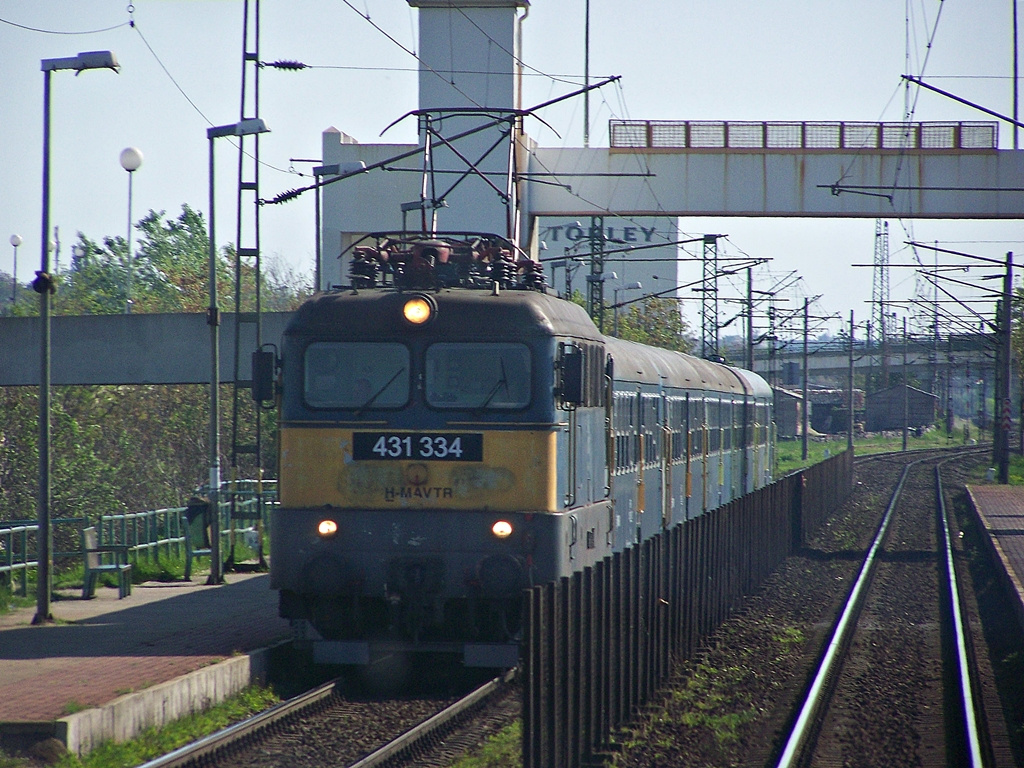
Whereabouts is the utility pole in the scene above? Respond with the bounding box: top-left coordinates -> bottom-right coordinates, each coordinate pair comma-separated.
903,317 -> 909,452
801,298 -> 809,461
998,252 -> 1013,483
746,267 -> 754,371
586,216 -> 606,331
848,310 -> 855,452
583,0 -> 590,148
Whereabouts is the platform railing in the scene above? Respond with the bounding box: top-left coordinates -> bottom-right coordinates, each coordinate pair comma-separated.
609,119 -> 999,151
98,492 -> 275,564
0,481 -> 276,590
0,517 -> 88,595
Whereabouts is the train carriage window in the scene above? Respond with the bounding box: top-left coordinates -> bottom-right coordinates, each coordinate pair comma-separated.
425,343 -> 531,409
689,398 -> 704,455
708,398 -> 721,452
612,391 -> 636,471
643,394 -> 659,465
669,397 -> 685,461
304,342 -> 410,409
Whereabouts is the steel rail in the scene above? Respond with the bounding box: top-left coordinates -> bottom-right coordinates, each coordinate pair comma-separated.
936,459 -> 985,768
346,668 -> 517,768
135,667 -> 515,768
773,454 -> 920,768
775,447 -> 988,767
135,676 -> 341,768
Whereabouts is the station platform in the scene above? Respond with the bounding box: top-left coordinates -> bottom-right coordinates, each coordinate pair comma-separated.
0,572 -> 290,758
967,485 -> 1024,634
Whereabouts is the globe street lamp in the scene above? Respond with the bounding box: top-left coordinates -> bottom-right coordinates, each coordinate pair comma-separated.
35,51 -> 119,624
9,234 -> 22,306
119,147 -> 143,313
206,118 -> 270,585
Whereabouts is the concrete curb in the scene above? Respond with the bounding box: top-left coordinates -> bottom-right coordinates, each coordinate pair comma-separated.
53,646 -> 269,757
965,486 -> 1024,635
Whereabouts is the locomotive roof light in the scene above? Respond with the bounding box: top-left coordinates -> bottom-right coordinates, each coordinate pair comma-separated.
402,294 -> 436,326
491,520 -> 513,539
317,519 -> 339,538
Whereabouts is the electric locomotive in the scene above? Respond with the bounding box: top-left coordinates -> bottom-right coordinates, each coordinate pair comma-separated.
269,232 -> 773,667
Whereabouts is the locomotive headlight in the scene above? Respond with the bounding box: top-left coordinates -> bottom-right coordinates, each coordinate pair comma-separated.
491,520 -> 513,539
317,519 -> 339,538
402,295 -> 435,326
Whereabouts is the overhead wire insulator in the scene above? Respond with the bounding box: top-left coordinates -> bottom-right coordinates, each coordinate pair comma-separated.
262,188 -> 305,206
262,60 -> 308,71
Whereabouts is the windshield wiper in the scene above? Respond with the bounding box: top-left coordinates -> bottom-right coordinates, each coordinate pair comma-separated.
355,367 -> 405,415
476,357 -> 509,411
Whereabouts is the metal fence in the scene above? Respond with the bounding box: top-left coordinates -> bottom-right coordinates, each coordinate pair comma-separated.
609,120 -> 999,151
0,480 -> 277,588
0,517 -> 88,595
521,450 -> 854,768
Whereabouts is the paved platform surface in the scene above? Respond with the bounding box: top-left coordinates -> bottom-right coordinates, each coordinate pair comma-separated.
0,573 -> 290,723
967,484 -> 1024,632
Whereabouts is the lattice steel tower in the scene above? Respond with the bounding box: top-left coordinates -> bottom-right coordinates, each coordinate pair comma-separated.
871,219 -> 890,389
701,234 -> 722,360
227,0 -> 268,569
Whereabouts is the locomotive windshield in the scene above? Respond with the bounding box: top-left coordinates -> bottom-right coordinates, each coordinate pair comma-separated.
425,343 -> 531,409
304,342 -> 410,409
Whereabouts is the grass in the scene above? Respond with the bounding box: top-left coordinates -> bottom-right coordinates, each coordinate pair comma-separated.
0,686 -> 279,768
449,721 -> 522,768
0,583 -> 34,615
61,685 -> 278,768
775,423 -> 979,476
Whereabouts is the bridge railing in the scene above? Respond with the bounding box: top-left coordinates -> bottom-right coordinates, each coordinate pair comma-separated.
609,119 -> 999,151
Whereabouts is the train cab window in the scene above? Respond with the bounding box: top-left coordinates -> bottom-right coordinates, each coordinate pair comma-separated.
425,343 -> 531,409
304,342 -> 410,409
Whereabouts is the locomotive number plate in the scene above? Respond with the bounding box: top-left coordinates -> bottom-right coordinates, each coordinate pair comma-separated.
352,432 -> 483,461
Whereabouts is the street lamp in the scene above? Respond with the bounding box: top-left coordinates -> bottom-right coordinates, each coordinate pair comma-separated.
613,281 -> 643,335
35,50 -> 119,625
119,147 -> 143,313
206,118 -> 270,585
9,234 -> 21,306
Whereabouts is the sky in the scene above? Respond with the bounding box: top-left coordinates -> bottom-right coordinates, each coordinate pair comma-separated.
1,0 -> 1021,339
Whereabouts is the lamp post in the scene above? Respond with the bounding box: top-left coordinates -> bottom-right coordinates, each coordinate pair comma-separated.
613,281 -> 643,335
206,118 -> 270,585
35,51 -> 119,625
9,234 -> 21,306
119,147 -> 143,313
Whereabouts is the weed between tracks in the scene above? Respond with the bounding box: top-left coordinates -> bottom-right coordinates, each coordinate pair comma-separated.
449,721 -> 522,768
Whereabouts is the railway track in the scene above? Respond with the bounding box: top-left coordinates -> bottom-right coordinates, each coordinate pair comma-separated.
774,448 -> 993,767
136,666 -> 518,768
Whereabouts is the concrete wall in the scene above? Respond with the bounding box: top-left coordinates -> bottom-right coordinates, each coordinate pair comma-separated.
0,313 -> 294,387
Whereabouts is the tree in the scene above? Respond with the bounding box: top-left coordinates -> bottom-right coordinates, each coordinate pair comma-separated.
0,206 -> 309,526
615,297 -> 695,354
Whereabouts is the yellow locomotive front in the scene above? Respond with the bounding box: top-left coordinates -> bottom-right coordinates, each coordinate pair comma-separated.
271,238 -> 606,666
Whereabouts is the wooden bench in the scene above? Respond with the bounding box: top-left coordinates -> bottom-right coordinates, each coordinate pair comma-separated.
81,526 -> 132,599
